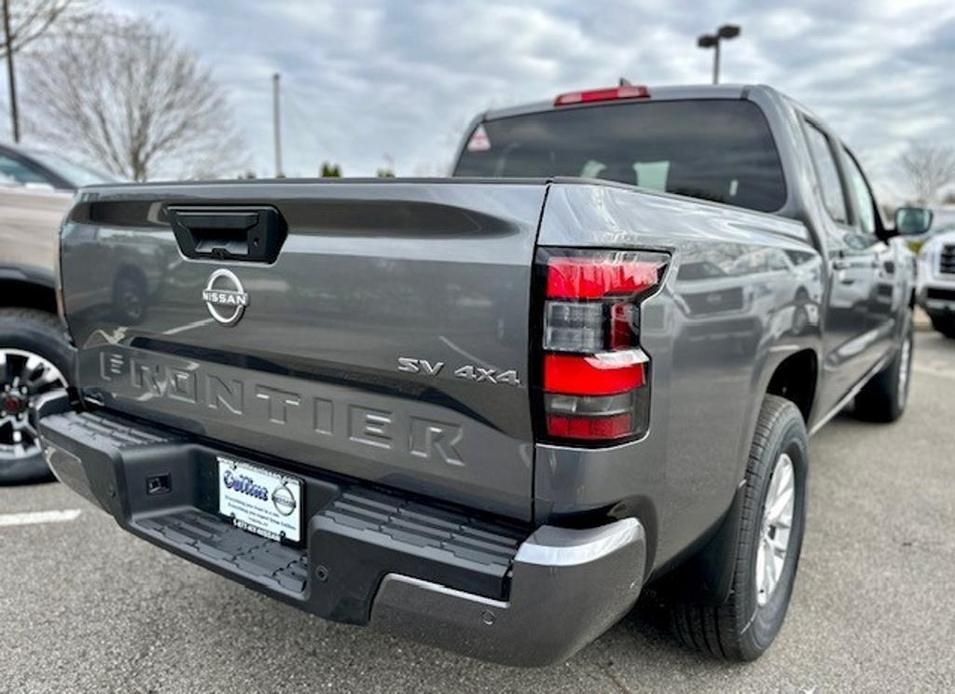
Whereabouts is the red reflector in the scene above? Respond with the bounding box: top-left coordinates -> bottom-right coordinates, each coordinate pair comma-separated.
610,302 -> 635,350
544,354 -> 645,395
547,257 -> 660,299
546,413 -> 634,439
554,85 -> 649,106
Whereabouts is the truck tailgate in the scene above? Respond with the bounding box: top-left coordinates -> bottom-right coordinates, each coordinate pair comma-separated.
60,181 -> 546,520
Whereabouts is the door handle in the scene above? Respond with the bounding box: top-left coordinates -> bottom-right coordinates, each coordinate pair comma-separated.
832,259 -> 851,271
168,206 -> 287,263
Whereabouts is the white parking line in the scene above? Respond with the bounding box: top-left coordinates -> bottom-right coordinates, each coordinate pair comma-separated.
0,509 -> 82,528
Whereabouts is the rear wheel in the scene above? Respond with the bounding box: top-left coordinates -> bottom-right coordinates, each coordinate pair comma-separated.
929,315 -> 955,339
669,395 -> 808,661
0,309 -> 72,484
855,313 -> 913,422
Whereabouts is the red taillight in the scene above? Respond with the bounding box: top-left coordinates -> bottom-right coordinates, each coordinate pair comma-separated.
546,413 -> 633,440
546,256 -> 660,298
543,354 -> 645,395
538,249 -> 667,444
554,85 -> 650,107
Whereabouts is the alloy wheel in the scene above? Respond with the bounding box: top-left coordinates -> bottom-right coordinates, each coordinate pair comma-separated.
755,452 -> 796,607
0,348 -> 68,460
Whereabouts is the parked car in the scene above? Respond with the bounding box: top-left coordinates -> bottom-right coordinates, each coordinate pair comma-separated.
0,143 -> 117,483
915,223 -> 955,337
38,84 -> 919,666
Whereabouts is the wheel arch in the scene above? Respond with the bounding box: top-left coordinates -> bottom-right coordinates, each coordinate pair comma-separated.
765,348 -> 818,424
0,265 -> 58,315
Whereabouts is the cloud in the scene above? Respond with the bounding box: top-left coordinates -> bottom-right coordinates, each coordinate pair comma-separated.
78,0 -> 955,199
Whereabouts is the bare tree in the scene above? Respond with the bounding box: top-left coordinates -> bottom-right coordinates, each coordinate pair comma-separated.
898,142 -> 955,205
1,0 -> 88,141
23,12 -> 246,181
0,0 -> 85,59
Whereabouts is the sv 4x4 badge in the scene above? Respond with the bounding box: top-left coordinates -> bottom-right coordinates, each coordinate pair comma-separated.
397,357 -> 520,386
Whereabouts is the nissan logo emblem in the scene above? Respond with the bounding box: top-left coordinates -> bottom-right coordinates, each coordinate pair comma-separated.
202,269 -> 249,326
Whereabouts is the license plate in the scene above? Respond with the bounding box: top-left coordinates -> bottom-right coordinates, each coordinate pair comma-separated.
217,456 -> 303,543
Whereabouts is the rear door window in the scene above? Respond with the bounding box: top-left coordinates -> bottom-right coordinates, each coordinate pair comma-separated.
843,149 -> 878,237
804,123 -> 849,225
454,100 -> 787,213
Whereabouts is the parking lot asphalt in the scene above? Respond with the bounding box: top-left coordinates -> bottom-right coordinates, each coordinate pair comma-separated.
2,331 -> 954,694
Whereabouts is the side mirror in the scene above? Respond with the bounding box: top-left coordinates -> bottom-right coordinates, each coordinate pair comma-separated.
894,206 -> 934,236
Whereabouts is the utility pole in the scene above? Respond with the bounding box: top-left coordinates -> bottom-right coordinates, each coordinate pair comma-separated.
272,72 -> 283,177
2,0 -> 20,143
712,40 -> 720,85
697,24 -> 741,85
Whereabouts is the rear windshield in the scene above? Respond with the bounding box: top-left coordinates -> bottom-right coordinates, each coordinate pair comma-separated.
454,99 -> 787,213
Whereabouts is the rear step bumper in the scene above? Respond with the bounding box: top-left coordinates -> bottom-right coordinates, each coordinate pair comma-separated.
37,395 -> 646,667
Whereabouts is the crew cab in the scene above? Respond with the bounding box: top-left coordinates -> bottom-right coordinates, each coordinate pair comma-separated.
38,84 -> 918,666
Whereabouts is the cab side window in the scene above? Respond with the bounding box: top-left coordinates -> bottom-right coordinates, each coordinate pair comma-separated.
804,123 -> 848,225
843,149 -> 877,238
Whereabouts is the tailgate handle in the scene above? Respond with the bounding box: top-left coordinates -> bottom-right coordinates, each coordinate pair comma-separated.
169,206 -> 287,263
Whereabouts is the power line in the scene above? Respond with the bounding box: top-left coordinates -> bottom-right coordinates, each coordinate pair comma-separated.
282,86 -> 336,174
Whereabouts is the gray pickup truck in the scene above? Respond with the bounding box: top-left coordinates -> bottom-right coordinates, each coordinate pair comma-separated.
38,84 -> 922,666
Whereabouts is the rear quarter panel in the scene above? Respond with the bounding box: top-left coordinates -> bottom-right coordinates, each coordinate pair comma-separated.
536,181 -> 824,571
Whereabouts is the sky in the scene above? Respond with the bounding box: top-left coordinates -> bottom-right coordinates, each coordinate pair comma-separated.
8,0 -> 955,201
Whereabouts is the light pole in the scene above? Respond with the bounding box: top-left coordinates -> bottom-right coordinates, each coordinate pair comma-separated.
272,73 -> 283,178
2,0 -> 19,143
697,24 -> 740,85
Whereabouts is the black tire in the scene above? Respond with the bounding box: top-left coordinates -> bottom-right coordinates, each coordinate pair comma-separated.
930,315 -> 955,339
855,312 -> 914,422
670,395 -> 808,661
0,308 -> 72,484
